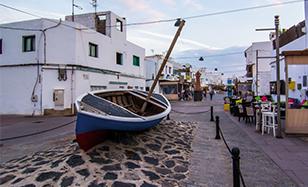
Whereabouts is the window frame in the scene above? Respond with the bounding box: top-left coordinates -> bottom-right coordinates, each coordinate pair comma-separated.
89,42 -> 98,58
133,55 -> 140,66
303,75 -> 307,87
116,19 -> 123,32
22,35 -> 35,52
0,39 -> 2,54
116,52 -> 123,65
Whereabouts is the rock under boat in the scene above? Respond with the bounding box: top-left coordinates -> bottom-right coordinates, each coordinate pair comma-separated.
75,89 -> 171,150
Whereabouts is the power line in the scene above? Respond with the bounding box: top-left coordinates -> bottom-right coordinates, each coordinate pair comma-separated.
111,0 -> 305,27
0,3 -> 88,31
175,51 -> 244,60
183,0 -> 304,20
1,0 -> 305,28
0,3 -> 41,18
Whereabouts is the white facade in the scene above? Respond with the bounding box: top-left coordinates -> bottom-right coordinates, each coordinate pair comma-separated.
270,36 -> 307,101
198,67 -> 223,86
245,41 -> 272,95
144,55 -> 175,93
0,12 -> 145,115
270,3 -> 308,101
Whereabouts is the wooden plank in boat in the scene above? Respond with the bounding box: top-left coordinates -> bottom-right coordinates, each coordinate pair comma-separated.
128,91 -> 167,111
112,96 -> 117,104
117,96 -> 124,106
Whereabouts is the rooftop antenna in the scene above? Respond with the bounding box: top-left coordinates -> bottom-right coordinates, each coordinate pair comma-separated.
72,0 -> 83,22
90,0 -> 98,14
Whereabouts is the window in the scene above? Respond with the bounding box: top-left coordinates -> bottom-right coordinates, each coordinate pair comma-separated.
116,19 -> 123,32
0,39 -> 2,54
22,35 -> 35,52
116,52 -> 123,65
133,55 -> 140,66
303,75 -> 307,87
135,86 -> 139,89
89,43 -> 98,57
169,67 -> 172,74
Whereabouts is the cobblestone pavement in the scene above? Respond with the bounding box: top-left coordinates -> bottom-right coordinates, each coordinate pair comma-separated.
0,120 -> 196,186
171,95 -> 297,186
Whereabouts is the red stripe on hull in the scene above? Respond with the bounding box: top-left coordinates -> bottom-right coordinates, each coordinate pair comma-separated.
76,131 -> 109,151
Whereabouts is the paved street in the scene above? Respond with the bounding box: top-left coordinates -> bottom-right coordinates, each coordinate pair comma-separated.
1,94 -> 308,186
171,94 -> 306,186
0,115 -> 76,163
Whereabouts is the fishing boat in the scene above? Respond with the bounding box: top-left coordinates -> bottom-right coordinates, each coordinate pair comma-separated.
75,89 -> 171,150
75,18 -> 185,150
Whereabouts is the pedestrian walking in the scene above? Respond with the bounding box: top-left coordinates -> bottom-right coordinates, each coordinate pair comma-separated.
209,86 -> 214,100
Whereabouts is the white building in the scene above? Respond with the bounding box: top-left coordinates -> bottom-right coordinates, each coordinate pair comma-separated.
0,11 -> 145,115
144,55 -> 175,93
198,67 -> 223,86
269,0 -> 307,102
244,41 -> 272,95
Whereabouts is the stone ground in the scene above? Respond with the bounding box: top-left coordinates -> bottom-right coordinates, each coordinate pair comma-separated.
0,120 -> 196,187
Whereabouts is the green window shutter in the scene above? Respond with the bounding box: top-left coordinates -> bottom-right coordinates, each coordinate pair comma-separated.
133,55 -> 140,66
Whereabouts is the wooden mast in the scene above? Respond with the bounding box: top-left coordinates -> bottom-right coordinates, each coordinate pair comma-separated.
140,19 -> 185,113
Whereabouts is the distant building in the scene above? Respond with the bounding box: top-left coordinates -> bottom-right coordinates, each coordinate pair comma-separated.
198,67 -> 223,87
145,55 -> 182,100
244,41 -> 272,95
144,55 -> 175,92
0,11 -> 145,115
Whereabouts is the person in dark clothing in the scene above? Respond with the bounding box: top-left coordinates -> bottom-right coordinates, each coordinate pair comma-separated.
209,90 -> 214,100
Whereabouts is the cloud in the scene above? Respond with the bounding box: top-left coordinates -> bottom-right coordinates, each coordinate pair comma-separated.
120,0 -> 166,20
160,0 -> 176,7
0,6 -> 65,24
183,0 -> 204,11
136,30 -> 221,50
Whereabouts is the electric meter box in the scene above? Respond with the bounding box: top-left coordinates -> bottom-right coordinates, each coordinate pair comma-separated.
53,89 -> 64,106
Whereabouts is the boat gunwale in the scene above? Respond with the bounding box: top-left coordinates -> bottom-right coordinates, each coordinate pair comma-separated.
75,89 -> 171,122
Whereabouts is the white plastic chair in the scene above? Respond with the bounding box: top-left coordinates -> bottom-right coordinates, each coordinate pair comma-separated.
262,104 -> 278,137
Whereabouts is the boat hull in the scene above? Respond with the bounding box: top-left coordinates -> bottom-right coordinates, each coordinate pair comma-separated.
76,113 -> 164,150
75,89 -> 171,150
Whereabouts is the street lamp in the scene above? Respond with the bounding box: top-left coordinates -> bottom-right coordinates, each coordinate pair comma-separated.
255,15 -> 282,139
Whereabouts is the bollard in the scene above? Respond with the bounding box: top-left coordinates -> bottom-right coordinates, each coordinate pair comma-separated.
167,114 -> 170,120
215,116 -> 221,139
210,106 -> 214,121
232,147 -> 241,187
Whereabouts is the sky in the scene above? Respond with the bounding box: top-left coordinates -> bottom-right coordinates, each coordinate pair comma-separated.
0,0 -> 305,77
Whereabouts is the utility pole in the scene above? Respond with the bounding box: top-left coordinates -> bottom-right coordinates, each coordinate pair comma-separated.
255,15 -> 283,138
256,50 -> 259,96
275,15 -> 283,138
72,0 -> 74,22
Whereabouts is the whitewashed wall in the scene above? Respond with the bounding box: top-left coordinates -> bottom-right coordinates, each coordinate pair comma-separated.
0,16 -> 145,115
0,66 -> 40,114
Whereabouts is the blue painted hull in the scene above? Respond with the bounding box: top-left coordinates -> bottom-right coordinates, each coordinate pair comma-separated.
76,112 -> 164,135
75,89 -> 171,150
